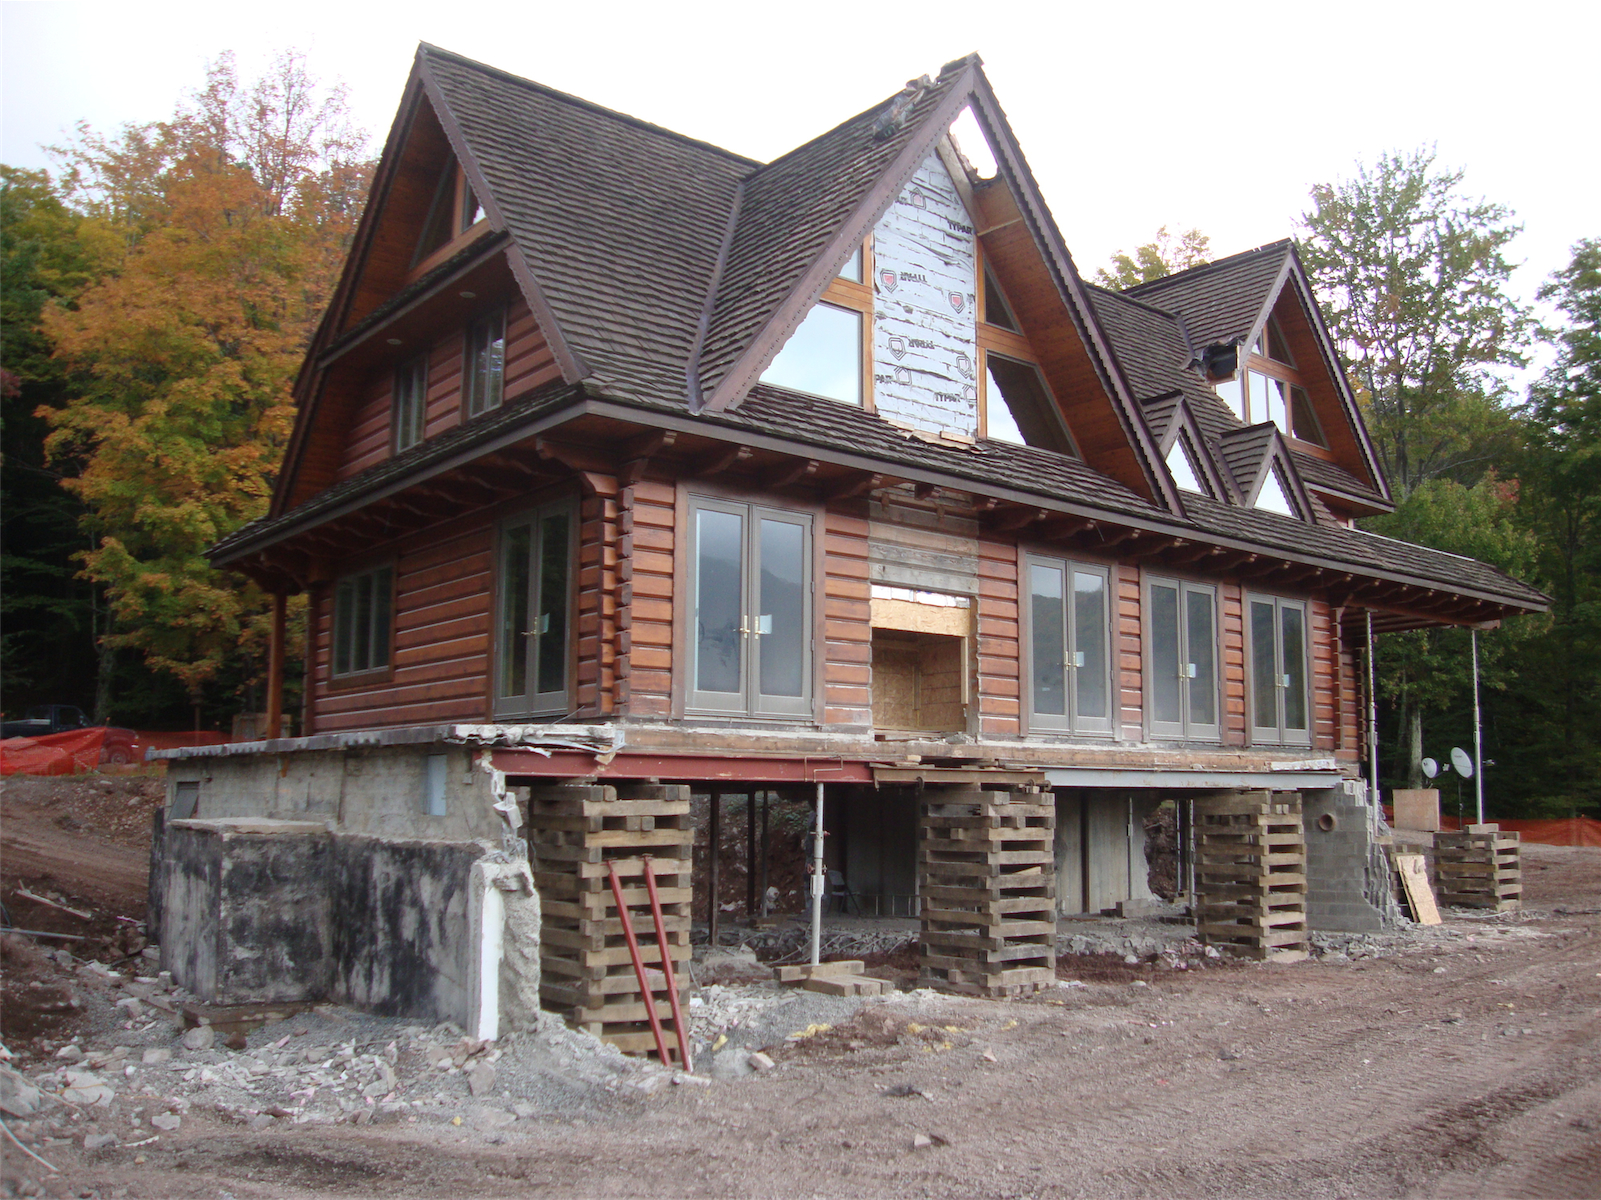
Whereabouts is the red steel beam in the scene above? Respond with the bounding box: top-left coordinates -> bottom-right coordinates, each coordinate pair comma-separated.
490,749 -> 875,783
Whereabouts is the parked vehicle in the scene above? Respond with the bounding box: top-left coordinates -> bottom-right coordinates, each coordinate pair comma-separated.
0,705 -> 139,765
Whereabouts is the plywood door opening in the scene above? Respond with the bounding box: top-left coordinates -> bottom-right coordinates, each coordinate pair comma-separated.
871,629 -> 966,733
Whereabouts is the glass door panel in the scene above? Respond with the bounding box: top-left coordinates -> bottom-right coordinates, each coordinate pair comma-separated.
694,508 -> 745,703
1149,582 -> 1182,728
1072,570 -> 1108,723
754,514 -> 809,714
1186,587 -> 1217,729
1029,562 -> 1067,722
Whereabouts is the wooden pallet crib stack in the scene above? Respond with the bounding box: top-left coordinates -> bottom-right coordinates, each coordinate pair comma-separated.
918,786 -> 1056,998
1193,790 -> 1308,962
524,782 -> 693,1059
1433,824 -> 1521,911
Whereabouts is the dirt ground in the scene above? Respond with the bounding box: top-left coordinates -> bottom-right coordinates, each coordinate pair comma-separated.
3,773 -> 1599,1199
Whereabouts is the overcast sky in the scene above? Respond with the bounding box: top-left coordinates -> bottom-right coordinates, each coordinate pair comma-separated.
4,0 -> 1594,338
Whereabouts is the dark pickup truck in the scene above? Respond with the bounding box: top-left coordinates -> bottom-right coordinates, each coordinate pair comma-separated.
1,705 -> 139,764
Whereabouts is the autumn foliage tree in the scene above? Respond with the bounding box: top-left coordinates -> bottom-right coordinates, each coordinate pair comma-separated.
1093,226 -> 1211,291
38,52 -> 370,713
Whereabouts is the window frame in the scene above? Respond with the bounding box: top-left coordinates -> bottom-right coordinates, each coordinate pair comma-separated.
761,238 -> 874,410
463,307 -> 506,419
330,563 -> 395,684
408,162 -> 493,281
493,498 -> 578,719
1144,574 -> 1221,742
685,494 -> 815,720
1222,316 -> 1328,448
1021,552 -> 1115,737
1245,592 -> 1312,746
976,247 -> 1080,456
392,354 -> 429,453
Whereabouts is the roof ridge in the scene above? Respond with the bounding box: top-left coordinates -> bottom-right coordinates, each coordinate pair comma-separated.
1124,238 -> 1294,295
418,42 -> 761,168
744,68 -> 960,182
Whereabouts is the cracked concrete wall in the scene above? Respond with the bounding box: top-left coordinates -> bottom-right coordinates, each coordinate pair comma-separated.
163,745 -> 503,843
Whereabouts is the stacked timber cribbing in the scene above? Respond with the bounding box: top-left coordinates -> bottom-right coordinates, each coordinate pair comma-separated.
1433,825 -> 1521,911
1193,791 -> 1308,962
525,783 -> 692,1058
918,787 -> 1056,998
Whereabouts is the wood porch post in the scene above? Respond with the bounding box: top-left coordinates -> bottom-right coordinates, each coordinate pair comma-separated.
266,591 -> 287,739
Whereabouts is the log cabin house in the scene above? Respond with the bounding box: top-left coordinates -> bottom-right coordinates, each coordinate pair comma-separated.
153,46 -> 1547,1047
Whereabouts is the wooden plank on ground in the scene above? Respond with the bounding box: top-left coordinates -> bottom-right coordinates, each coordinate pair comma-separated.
1394,852 -> 1441,925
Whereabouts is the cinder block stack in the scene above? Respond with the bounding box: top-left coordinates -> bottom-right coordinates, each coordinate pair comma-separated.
1433,824 -> 1521,911
1193,790 -> 1308,962
525,782 -> 693,1058
918,787 -> 1056,997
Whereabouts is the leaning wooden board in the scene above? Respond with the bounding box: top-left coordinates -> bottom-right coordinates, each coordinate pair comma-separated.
1393,852 -> 1442,925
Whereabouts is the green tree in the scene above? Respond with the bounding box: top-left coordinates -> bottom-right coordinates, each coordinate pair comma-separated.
1299,148 -> 1532,499
0,167 -> 118,715
1365,474 -> 1539,794
36,52 -> 368,717
1094,226 -> 1210,290
1495,239 -> 1601,813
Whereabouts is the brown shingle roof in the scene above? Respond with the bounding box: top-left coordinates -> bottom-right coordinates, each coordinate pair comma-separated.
422,45 -> 751,407
1125,240 -> 1291,349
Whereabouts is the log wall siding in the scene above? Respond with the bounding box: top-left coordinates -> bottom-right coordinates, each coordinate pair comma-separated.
334,299 -> 555,480
1115,564 -> 1143,740
823,510 -> 873,726
575,479 -> 620,718
1220,582 -> 1247,745
312,516 -> 494,732
975,536 -> 1020,737
619,479 -> 676,718
1337,635 -> 1361,761
1311,599 -> 1338,750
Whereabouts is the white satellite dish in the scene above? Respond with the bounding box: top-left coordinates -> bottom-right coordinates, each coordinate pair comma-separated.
1421,757 -> 1438,780
1451,747 -> 1474,778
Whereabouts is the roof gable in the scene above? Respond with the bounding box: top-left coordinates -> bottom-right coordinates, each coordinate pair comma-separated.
1218,423 -> 1315,518
696,62 -> 979,410
420,45 -> 751,406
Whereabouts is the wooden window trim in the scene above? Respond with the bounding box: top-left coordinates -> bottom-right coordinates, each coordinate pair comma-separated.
406,166 -> 493,284
462,306 -> 507,420
817,236 -> 875,412
327,561 -> 397,689
492,498 -> 579,720
973,244 -> 1079,455
1019,550 -> 1116,739
1240,321 -> 1331,453
392,354 -> 429,454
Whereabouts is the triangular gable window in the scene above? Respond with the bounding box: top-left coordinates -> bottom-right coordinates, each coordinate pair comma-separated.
983,265 -> 1019,332
1165,436 -> 1207,495
984,354 -> 1076,456
1255,464 -> 1299,517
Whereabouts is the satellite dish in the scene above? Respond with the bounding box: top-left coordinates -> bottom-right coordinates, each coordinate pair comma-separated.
1451,747 -> 1474,778
1421,757 -> 1438,780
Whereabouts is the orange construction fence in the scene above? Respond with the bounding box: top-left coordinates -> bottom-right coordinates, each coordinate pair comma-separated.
0,728 -> 231,776
1385,807 -> 1601,847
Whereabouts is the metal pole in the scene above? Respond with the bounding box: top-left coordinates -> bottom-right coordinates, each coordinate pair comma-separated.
746,791 -> 757,917
707,789 -> 720,947
809,781 -> 825,967
1366,610 -> 1380,805
1472,628 -> 1485,825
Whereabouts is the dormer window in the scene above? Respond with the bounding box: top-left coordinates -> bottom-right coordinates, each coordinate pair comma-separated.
1254,463 -> 1299,517
1165,435 -> 1208,495
761,240 -> 872,406
1214,316 -> 1327,447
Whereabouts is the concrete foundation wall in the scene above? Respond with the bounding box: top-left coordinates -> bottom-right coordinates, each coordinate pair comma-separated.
158,818 -> 538,1033
328,835 -> 482,1020
163,744 -> 503,843
841,785 -> 918,915
1303,782 -> 1398,932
